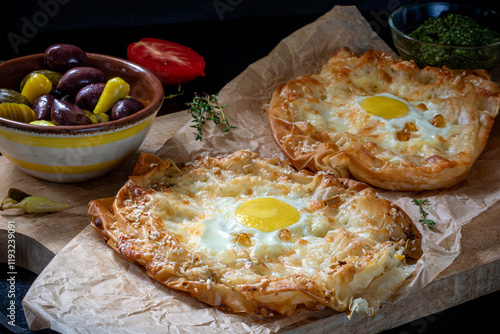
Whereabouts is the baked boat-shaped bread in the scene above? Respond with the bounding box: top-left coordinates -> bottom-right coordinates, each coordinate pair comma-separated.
88,151 -> 421,317
266,47 -> 500,191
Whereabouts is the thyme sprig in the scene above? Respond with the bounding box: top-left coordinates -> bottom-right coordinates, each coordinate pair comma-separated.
187,93 -> 235,141
412,198 -> 437,230
164,84 -> 184,100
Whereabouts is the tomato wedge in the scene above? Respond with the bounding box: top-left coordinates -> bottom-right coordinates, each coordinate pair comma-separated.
127,37 -> 206,85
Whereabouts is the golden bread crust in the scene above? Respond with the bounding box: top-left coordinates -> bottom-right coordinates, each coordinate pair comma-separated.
89,151 -> 421,317
266,47 -> 500,191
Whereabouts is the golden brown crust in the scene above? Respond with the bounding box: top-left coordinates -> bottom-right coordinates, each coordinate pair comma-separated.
266,47 -> 500,191
89,151 -> 422,317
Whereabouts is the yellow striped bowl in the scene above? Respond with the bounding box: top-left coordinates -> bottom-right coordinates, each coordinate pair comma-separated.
0,53 -> 164,182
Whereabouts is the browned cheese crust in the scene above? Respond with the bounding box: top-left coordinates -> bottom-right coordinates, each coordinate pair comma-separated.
88,151 -> 422,317
266,47 -> 500,191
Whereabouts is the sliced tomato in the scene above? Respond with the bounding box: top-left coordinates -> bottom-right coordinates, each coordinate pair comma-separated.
127,37 -> 206,85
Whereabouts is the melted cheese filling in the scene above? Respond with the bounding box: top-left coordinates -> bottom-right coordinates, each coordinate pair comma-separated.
136,158 -> 412,279
298,91 -> 455,157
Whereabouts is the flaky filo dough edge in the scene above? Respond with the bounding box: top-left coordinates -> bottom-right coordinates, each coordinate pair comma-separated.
88,151 -> 422,318
266,47 -> 500,191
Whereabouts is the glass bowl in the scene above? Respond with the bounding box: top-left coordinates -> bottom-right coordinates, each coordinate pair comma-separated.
389,2 -> 500,70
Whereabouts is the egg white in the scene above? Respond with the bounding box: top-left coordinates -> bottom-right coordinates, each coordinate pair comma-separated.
357,93 -> 448,140
197,195 -> 312,258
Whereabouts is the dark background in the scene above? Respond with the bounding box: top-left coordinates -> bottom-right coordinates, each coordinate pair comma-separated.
0,1 -> 499,333
1,0 -> 499,113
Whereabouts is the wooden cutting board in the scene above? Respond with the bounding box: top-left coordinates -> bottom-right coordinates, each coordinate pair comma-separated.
1,112 -> 499,333
0,112 -> 190,265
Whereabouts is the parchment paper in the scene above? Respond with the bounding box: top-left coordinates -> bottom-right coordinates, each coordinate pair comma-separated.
23,5 -> 500,333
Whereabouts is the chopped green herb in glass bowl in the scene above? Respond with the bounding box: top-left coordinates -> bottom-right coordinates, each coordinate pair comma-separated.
389,2 -> 500,70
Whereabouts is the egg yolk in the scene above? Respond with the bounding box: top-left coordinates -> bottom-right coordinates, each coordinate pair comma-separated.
360,96 -> 409,119
235,198 -> 300,232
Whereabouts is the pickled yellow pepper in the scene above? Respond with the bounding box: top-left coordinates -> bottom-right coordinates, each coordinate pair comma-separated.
6,196 -> 70,213
0,188 -> 69,213
20,73 -> 52,103
93,77 -> 130,114
29,120 -> 56,126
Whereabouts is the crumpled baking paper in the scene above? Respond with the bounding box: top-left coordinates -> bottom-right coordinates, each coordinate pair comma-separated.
23,5 -> 500,333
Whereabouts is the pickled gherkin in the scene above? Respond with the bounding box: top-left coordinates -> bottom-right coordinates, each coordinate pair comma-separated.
0,88 -> 31,106
0,103 -> 36,123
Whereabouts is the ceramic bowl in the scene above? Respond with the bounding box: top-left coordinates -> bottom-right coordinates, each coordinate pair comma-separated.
389,2 -> 500,70
0,53 -> 164,183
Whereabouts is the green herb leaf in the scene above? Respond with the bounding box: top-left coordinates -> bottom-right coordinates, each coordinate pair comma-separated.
412,198 -> 438,230
186,93 -> 235,141
164,84 -> 184,100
